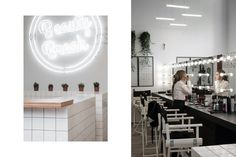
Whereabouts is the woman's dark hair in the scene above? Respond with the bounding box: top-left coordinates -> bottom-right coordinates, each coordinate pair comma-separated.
172,70 -> 186,97
217,69 -> 228,81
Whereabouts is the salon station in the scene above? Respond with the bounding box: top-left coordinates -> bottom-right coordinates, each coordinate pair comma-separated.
24,16 -> 108,141
132,0 -> 236,157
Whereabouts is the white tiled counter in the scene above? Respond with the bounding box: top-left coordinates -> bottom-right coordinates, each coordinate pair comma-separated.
192,144 -> 236,157
24,95 -> 96,141
24,91 -> 108,141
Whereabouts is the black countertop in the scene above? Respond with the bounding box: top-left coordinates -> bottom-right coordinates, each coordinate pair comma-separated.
153,93 -> 236,132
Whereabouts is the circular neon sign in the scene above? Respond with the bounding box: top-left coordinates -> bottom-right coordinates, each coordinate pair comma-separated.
29,16 -> 103,73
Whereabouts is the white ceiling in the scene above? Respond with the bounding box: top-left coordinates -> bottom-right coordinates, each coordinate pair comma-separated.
132,0 -> 227,29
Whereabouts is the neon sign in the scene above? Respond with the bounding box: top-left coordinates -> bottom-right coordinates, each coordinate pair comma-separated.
29,16 -> 103,73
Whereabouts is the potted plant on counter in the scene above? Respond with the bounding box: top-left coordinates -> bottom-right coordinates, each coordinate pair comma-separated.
93,82 -> 100,92
48,84 -> 53,91
61,83 -> 69,91
33,82 -> 39,91
78,83 -> 85,91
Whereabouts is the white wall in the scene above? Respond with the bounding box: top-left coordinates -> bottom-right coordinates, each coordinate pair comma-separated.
132,0 -> 228,92
227,0 -> 236,52
24,16 -> 108,92
225,0 -> 236,95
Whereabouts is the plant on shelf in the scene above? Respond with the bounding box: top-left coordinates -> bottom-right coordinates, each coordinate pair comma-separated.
93,82 -> 100,92
33,82 -> 39,91
61,83 -> 69,91
78,83 -> 85,92
131,30 -> 136,57
48,84 -> 53,91
139,31 -> 151,55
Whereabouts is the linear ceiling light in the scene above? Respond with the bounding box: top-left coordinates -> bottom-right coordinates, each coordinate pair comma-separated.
182,14 -> 202,17
170,23 -> 187,26
155,17 -> 175,21
166,4 -> 190,9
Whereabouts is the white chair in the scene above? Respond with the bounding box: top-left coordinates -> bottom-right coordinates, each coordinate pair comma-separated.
159,106 -> 203,157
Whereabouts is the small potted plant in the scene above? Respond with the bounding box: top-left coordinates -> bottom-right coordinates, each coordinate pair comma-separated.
78,83 -> 85,92
61,83 -> 69,91
48,84 -> 53,91
93,82 -> 100,92
33,82 -> 39,91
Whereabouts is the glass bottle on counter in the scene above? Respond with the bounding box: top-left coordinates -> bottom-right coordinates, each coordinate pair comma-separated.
212,95 -> 217,111
222,97 -> 227,113
231,95 -> 236,112
218,96 -> 223,111
227,97 -> 231,113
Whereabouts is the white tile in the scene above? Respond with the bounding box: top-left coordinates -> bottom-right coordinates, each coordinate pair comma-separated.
32,118 -> 44,130
44,118 -> 56,130
44,109 -> 56,118
56,119 -> 68,131
56,108 -> 68,118
56,131 -> 68,141
32,130 -> 44,141
24,108 -> 32,118
44,131 -> 56,141
96,107 -> 102,114
24,118 -> 32,130
32,108 -> 43,117
24,130 -> 31,141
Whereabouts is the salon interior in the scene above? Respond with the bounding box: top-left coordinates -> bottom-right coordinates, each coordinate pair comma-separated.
24,16 -> 108,142
132,0 -> 236,157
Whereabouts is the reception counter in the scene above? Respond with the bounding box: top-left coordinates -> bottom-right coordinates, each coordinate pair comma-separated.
24,95 -> 96,141
152,93 -> 236,145
24,91 -> 107,141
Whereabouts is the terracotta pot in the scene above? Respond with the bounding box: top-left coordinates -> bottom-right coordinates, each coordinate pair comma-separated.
79,86 -> 84,92
48,86 -> 53,91
94,86 -> 99,92
34,86 -> 39,91
63,87 -> 68,91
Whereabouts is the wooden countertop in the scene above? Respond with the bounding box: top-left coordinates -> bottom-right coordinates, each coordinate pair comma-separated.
24,98 -> 74,109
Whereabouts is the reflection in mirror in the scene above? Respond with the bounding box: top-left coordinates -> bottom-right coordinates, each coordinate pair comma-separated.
222,52 -> 236,95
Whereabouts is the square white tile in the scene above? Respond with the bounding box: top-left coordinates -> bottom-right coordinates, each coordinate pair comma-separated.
44,109 -> 56,118
56,131 -> 68,141
32,108 -> 43,118
24,130 -> 32,141
56,108 -> 68,118
44,131 -> 56,141
24,108 -> 32,118
24,118 -> 32,130
44,118 -> 56,130
56,119 -> 68,131
32,130 -> 44,141
32,118 -> 44,130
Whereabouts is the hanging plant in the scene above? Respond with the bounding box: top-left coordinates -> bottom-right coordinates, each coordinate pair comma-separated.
131,31 -> 136,57
139,31 -> 151,55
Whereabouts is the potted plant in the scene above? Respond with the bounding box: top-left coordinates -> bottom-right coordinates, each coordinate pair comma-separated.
139,31 -> 151,55
93,82 -> 99,92
48,84 -> 53,91
78,83 -> 85,91
131,30 -> 136,57
33,82 -> 39,91
61,83 -> 69,91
